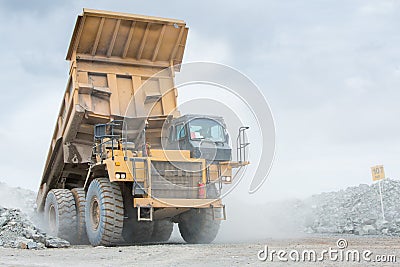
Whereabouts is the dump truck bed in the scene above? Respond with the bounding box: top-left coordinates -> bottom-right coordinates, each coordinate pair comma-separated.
37,9 -> 189,211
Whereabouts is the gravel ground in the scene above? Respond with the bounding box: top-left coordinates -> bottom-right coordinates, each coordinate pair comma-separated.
0,235 -> 398,267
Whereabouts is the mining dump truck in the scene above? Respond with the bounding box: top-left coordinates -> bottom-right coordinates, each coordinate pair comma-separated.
36,9 -> 249,246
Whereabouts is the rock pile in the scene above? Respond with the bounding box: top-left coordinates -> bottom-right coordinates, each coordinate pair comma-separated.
0,206 -> 70,249
0,182 -> 71,249
305,178 -> 400,236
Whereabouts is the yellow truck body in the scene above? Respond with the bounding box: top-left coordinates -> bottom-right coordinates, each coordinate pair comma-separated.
37,9 -> 188,210
37,9 -> 246,246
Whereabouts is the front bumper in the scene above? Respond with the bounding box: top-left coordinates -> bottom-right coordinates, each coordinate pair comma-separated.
134,197 -> 223,208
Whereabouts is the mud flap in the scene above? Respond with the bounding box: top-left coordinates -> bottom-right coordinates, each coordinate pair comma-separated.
137,205 -> 153,221
211,204 -> 226,220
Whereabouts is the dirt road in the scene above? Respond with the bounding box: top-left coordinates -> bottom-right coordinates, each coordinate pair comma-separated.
0,235 -> 398,267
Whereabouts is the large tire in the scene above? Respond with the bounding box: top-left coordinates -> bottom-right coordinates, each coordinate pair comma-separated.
85,178 -> 124,246
150,220 -> 173,242
178,209 -> 220,244
44,189 -> 77,242
71,188 -> 89,244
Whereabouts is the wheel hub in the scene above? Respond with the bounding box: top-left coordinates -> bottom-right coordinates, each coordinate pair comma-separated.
90,196 -> 100,231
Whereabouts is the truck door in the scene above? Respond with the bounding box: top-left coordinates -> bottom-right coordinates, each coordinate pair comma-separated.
176,123 -> 189,150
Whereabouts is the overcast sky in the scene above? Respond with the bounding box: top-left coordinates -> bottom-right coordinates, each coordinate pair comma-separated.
0,1 -> 399,202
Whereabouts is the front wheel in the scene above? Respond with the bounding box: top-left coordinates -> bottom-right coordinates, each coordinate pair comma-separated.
178,209 -> 220,244
85,178 -> 124,246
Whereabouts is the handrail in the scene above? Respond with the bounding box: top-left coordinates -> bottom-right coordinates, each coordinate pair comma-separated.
236,126 -> 250,163
93,120 -> 125,161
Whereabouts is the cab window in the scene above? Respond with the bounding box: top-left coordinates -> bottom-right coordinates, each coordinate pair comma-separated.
188,118 -> 225,142
176,124 -> 186,140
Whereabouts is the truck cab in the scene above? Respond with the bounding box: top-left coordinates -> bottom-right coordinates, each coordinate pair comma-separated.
166,114 -> 232,163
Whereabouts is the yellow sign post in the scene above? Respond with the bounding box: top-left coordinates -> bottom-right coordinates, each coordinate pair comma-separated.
371,165 -> 385,220
371,165 -> 385,181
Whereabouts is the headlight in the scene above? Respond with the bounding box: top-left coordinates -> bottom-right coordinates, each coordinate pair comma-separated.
221,176 -> 231,182
116,172 -> 126,179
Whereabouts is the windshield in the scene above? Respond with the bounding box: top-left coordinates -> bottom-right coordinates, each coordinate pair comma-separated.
188,118 -> 226,142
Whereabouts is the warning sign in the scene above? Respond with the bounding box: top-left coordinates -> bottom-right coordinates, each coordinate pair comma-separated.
371,165 -> 385,181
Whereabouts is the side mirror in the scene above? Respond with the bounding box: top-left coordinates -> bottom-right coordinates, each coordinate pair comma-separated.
224,129 -> 229,143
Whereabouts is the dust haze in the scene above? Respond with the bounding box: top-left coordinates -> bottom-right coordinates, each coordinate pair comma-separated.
177,94 -> 307,241
0,182 -> 35,215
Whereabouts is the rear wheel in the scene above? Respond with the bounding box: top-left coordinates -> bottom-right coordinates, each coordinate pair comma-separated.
85,178 -> 124,246
71,188 -> 89,244
150,220 -> 173,242
44,189 -> 77,242
178,208 -> 220,244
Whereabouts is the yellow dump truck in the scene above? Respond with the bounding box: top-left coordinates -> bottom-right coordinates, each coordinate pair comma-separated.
36,9 -> 249,246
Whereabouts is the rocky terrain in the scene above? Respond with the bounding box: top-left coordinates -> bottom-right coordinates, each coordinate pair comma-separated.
0,179 -> 399,251
0,182 -> 70,249
0,207 -> 70,249
305,178 -> 400,236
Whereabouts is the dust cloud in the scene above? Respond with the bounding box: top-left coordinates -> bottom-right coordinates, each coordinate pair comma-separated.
168,196 -> 311,243
215,197 -> 311,242
0,182 -> 36,215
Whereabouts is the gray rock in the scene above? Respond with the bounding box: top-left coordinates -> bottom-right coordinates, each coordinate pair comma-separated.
343,224 -> 354,233
36,242 -> 45,249
362,225 -> 377,235
32,234 -> 46,244
45,238 -> 70,248
362,218 -> 376,225
27,241 -> 38,249
375,220 -> 389,230
23,227 -> 36,239
0,217 -> 8,227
